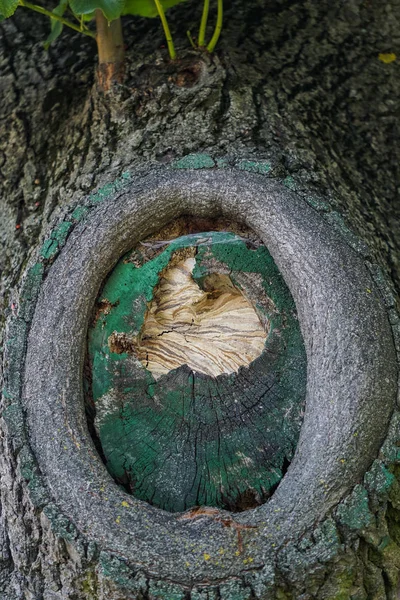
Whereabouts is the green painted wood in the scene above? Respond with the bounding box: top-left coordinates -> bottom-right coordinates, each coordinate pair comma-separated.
87,225 -> 307,513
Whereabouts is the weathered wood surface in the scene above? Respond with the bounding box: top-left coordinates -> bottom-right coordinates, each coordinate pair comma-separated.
135,252 -> 267,378
87,223 -> 306,512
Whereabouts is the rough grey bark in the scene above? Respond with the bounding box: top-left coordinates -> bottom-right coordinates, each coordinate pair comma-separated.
1,0 -> 400,598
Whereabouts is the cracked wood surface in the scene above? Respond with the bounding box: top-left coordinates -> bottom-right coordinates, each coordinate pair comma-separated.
124,249 -> 267,378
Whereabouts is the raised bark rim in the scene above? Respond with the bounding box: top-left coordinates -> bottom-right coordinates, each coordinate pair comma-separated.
3,160 -> 398,588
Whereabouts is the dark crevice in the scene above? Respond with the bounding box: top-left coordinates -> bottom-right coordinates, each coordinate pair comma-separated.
83,351 -> 107,466
381,568 -> 391,599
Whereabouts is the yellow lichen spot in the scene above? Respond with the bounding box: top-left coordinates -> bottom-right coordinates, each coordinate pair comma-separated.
115,516 -> 121,524
203,553 -> 211,561
100,487 -> 105,492
378,53 -> 396,64
366,288 -> 372,294
235,550 -> 240,556
121,501 -> 129,507
185,562 -> 190,567
340,459 -> 346,464
218,548 -> 225,555
243,557 -> 254,564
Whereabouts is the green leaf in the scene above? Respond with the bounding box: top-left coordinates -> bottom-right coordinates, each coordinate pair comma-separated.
0,0 -> 19,19
123,0 -> 188,18
43,0 -> 68,49
70,0 -> 124,21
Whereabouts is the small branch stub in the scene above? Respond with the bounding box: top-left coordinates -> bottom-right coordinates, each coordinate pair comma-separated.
95,10 -> 125,91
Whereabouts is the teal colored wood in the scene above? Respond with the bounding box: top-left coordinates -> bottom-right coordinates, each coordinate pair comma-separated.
87,225 -> 307,513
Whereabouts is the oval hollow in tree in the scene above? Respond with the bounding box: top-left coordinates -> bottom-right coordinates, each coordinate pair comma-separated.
20,169 -> 397,585
87,221 -> 307,512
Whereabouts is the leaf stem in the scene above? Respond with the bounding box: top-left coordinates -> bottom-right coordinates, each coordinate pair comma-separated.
207,0 -> 223,53
186,30 -> 196,49
18,0 -> 96,38
153,0 -> 176,60
198,0 -> 209,48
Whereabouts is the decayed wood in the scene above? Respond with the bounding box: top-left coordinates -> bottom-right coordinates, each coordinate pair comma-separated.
89,224 -> 307,514
135,248 -> 267,378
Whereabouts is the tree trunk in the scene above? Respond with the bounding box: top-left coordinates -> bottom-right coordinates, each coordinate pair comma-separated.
1,1 -> 400,599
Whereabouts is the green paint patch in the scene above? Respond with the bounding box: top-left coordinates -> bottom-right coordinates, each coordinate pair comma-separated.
27,474 -> 50,508
40,221 -> 73,260
282,176 -> 297,190
364,460 -> 395,495
147,580 -> 187,600
172,153 -> 216,169
43,503 -> 78,542
18,446 -> 36,481
99,552 -> 147,595
3,403 -> 25,441
1,388 -> 12,400
87,225 -> 307,513
304,195 -> 331,212
218,580 -> 253,600
89,172 -> 131,205
19,262 -> 44,321
324,212 -> 370,256
71,206 -> 90,222
40,238 -> 58,260
237,160 -> 272,175
336,485 -> 373,530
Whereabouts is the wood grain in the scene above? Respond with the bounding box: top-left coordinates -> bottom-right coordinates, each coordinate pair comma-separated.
135,249 -> 267,378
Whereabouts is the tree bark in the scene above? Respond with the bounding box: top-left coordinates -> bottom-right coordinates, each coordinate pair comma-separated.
1,1 -> 400,599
